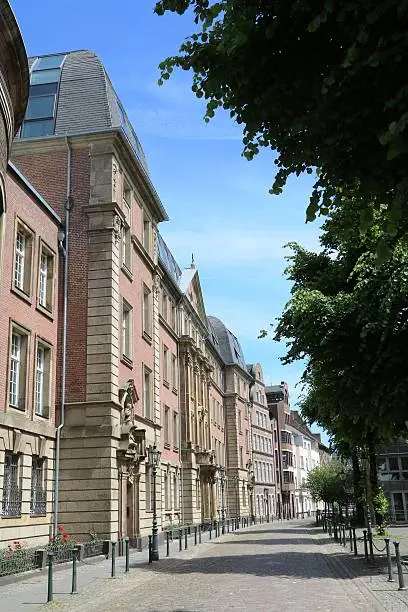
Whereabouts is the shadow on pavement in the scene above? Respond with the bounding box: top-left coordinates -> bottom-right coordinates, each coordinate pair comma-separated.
211,537 -> 334,547
136,551 -> 363,580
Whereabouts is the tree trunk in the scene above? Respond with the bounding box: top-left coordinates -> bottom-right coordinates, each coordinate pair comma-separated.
351,451 -> 365,525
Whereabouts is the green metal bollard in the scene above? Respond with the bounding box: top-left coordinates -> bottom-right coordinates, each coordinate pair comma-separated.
184,528 -> 188,550
342,524 -> 346,547
353,528 -> 358,555
71,546 -> 78,594
179,530 -> 182,551
209,523 -> 212,540
199,524 -> 202,544
111,541 -> 116,576
148,535 -> 152,563
394,541 -> 406,591
349,525 -> 353,552
384,538 -> 394,582
363,530 -> 369,563
125,538 -> 130,573
47,550 -> 54,603
194,525 -> 197,546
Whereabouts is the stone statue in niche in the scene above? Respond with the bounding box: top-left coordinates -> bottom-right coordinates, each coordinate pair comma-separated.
119,379 -> 139,430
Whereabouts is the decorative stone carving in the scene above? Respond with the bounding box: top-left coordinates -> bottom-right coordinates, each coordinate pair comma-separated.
113,214 -> 122,245
112,161 -> 118,198
119,379 -> 139,429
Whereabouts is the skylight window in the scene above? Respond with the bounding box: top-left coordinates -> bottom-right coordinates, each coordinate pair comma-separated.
17,54 -> 66,139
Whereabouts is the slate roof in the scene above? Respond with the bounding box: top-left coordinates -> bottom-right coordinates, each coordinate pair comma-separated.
207,316 -> 247,371
24,50 -> 148,173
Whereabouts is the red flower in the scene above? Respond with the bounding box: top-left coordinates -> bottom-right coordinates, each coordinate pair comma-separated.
49,536 -> 55,542
62,533 -> 69,541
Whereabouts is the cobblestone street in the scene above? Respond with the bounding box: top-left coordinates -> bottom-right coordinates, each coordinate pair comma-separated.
31,521 -> 402,612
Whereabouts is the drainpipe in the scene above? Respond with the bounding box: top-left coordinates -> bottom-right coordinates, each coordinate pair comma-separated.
54,138 -> 72,537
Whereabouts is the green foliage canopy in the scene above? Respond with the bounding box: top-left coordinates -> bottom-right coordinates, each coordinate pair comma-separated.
306,461 -> 353,507
274,197 -> 408,443
155,0 -> 408,229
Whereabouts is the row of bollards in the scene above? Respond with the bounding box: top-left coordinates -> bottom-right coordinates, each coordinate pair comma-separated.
322,517 -> 407,592
46,517 -> 261,602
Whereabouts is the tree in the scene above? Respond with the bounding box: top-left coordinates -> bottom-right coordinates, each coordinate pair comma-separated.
274,196 -> 408,444
306,461 -> 353,515
155,0 -> 408,231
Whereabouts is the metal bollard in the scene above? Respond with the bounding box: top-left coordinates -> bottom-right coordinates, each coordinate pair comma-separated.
179,530 -> 182,551
47,550 -> 54,602
393,541 -> 406,591
199,524 -> 202,544
333,521 -> 338,542
328,520 -> 332,537
71,546 -> 78,594
338,523 -> 342,545
342,524 -> 346,547
194,525 -> 197,546
368,530 -> 374,564
363,530 -> 369,563
184,528 -> 188,550
166,531 -> 170,557
349,525 -> 353,552
148,535 -> 152,564
353,528 -> 358,555
111,541 -> 117,575
209,523 -> 212,540
125,538 -> 130,573
384,538 -> 394,582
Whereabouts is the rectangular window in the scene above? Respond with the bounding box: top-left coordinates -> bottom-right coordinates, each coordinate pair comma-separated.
164,406 -> 170,445
145,465 -> 152,512
122,198 -> 131,271
143,366 -> 153,420
142,212 -> 151,254
121,300 -> 132,360
35,342 -> 51,418
2,453 -> 21,517
163,345 -> 169,383
171,354 -> 177,390
164,472 -> 170,510
14,223 -> 33,296
30,456 -> 46,516
38,249 -> 55,310
162,292 -> 168,321
238,410 -> 242,433
9,329 -> 28,411
171,302 -> 176,329
173,474 -> 179,509
142,284 -> 152,338
173,411 -> 179,449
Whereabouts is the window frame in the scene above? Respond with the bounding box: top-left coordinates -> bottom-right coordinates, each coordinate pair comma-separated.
8,323 -> 30,412
30,456 -> 47,516
2,452 -> 22,518
13,219 -> 34,300
121,298 -> 133,364
142,283 -> 152,340
37,240 -> 55,314
34,337 -> 52,419
143,365 -> 153,421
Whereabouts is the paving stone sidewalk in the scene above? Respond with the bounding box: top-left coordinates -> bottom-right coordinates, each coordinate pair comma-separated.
3,521 -> 408,611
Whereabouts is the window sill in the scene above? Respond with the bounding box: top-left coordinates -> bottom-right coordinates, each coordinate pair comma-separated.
121,355 -> 133,369
173,446 -> 179,453
121,264 -> 133,282
142,331 -> 152,345
172,387 -> 178,395
36,303 -> 54,320
163,380 -> 170,389
9,403 -> 26,413
30,513 -> 47,518
34,410 -> 50,420
11,286 -> 32,305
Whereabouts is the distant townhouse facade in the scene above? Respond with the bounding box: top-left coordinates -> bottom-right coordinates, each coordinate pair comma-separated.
248,363 -> 276,520
378,439 -> 408,523
266,382 -> 295,518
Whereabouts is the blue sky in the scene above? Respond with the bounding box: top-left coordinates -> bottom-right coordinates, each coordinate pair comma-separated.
11,1 -> 326,440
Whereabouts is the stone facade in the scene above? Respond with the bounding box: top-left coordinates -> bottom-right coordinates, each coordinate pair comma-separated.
249,363 -> 276,520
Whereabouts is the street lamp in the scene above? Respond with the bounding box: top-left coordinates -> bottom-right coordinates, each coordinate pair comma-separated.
220,471 -> 226,534
148,444 -> 161,561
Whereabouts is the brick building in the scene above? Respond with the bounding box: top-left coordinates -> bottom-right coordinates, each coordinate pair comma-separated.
0,1 -> 62,548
